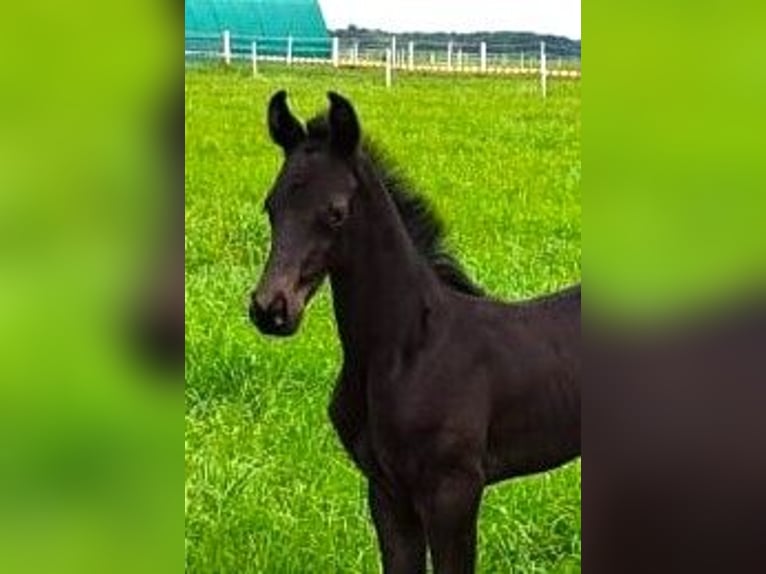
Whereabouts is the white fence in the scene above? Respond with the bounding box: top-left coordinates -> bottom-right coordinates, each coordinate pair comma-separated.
185,31 -> 581,95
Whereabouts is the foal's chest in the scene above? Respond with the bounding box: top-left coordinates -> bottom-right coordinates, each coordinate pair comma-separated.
329,375 -> 410,479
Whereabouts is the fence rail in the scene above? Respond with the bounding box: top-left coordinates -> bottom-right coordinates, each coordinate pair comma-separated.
185,31 -> 581,94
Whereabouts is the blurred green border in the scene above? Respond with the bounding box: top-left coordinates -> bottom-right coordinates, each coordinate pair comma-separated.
586,0 -> 766,322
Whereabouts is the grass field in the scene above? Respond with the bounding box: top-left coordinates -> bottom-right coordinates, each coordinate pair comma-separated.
185,64 -> 581,573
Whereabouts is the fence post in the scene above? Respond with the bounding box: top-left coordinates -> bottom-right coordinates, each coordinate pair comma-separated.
521,51 -> 525,70
540,41 -> 547,98
332,36 -> 339,67
251,41 -> 258,75
408,41 -> 414,71
480,42 -> 487,73
286,35 -> 293,65
222,30 -> 231,65
447,41 -> 453,71
385,48 -> 392,88
457,48 -> 463,70
353,41 -> 359,66
391,36 -> 397,69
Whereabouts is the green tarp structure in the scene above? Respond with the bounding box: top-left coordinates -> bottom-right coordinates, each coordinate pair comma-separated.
185,0 -> 330,58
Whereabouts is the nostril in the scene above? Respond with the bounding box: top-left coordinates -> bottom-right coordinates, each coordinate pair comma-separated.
249,291 -> 268,322
252,291 -> 274,318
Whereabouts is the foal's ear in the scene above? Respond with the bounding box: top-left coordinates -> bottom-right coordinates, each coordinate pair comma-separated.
327,91 -> 360,157
268,90 -> 306,154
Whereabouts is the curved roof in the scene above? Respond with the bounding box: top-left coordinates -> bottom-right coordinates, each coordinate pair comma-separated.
185,0 -> 328,40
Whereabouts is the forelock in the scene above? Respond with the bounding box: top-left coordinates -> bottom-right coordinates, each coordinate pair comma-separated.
306,115 -> 330,142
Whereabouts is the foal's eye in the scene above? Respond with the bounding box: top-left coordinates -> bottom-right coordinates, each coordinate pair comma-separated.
323,205 -> 346,229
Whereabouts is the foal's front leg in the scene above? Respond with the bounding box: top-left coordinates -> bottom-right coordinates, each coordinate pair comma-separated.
369,481 -> 427,574
416,468 -> 483,574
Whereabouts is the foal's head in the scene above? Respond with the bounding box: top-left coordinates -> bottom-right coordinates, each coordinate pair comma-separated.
250,90 -> 362,336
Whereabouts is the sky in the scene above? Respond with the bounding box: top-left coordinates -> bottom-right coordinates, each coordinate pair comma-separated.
318,0 -> 581,40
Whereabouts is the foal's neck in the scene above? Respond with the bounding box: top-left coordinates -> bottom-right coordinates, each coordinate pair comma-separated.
329,160 -> 441,364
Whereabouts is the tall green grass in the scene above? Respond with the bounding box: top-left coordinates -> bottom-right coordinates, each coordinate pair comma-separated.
186,64 -> 580,573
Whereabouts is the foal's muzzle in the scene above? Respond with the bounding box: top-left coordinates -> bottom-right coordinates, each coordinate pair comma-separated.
249,291 -> 299,337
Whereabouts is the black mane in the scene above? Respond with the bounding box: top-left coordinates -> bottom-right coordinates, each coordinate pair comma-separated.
306,116 -> 484,297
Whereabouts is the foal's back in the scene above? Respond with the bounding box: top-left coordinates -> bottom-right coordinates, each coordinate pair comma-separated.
445,285 -> 581,483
